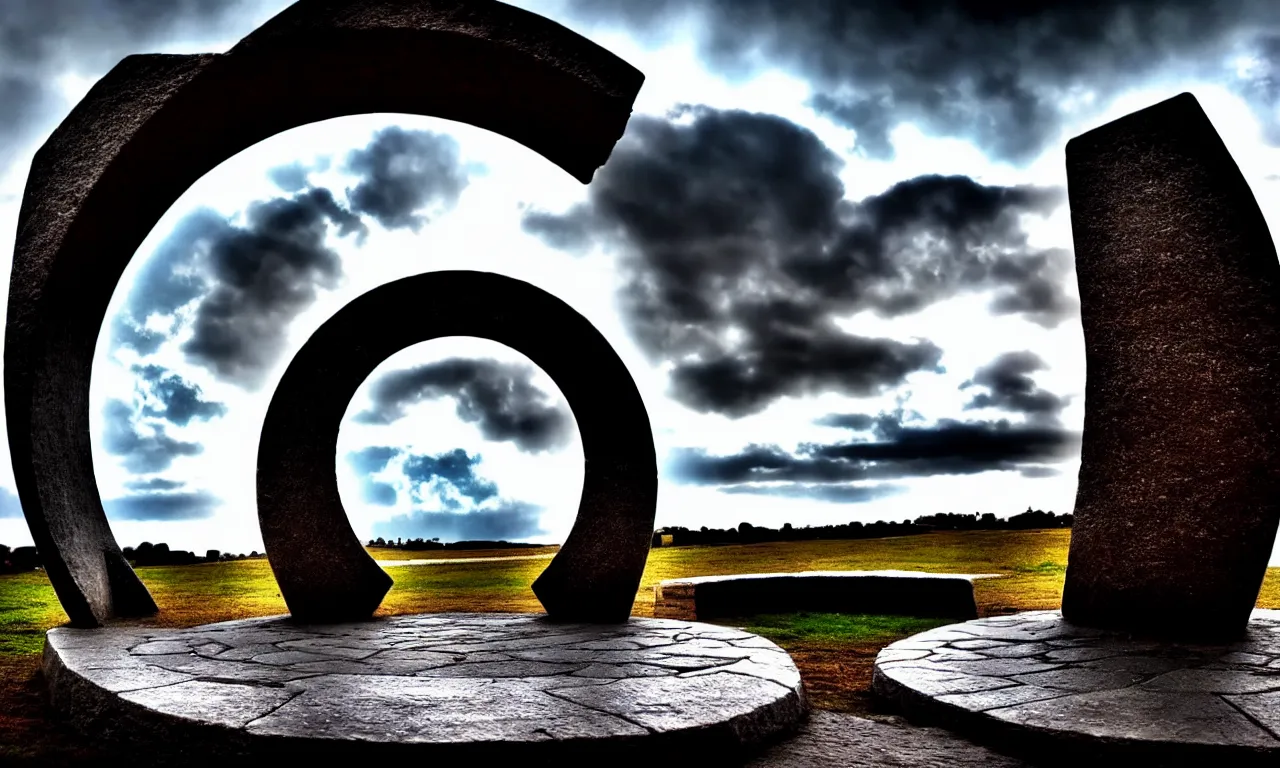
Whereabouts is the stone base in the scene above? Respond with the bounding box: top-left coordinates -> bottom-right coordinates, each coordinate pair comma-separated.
655,570 -> 1001,621
44,612 -> 806,765
872,609 -> 1280,767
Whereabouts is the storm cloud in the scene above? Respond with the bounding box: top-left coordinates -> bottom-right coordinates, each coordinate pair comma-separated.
362,447 -> 544,542
372,501 -> 545,543
960,351 -> 1071,424
101,399 -> 203,474
524,107 -> 1070,416
355,358 -> 573,453
669,405 -> 1079,498
402,449 -> 500,509
112,128 -> 472,390
103,489 -> 220,521
132,365 -> 227,426
344,127 -> 471,231
564,0 -> 1280,161
0,0 -> 272,177
99,364 -> 224,475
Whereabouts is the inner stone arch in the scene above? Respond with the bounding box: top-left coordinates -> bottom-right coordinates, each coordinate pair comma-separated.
257,270 -> 658,623
336,335 -> 586,550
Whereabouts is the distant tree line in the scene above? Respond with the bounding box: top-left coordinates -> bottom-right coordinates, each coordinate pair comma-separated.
651,508 -> 1072,548
122,542 -> 264,567
0,509 -> 1072,571
0,544 -> 40,573
366,537 -> 547,552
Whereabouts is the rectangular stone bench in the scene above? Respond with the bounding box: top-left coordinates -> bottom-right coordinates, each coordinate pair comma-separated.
653,570 -> 1002,621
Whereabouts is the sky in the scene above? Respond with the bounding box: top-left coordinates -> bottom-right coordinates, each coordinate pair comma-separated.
3,0 -> 1280,560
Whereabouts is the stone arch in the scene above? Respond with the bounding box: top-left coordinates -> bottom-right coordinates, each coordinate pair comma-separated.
6,0 -> 644,627
258,270 -> 656,623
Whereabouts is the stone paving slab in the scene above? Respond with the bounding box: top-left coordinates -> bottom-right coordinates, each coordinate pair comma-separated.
655,570 -> 1002,621
746,711 -> 1036,767
44,612 -> 806,764
872,609 -> 1280,766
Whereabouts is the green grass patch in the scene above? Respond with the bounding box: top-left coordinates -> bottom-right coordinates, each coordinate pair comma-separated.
1012,560 -> 1066,575
387,565 -> 531,593
0,573 -> 67,655
721,612 -> 955,646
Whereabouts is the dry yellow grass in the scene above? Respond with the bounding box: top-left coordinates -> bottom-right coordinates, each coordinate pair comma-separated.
368,545 -> 560,561
11,529 -> 1280,637
6,529 -> 1280,760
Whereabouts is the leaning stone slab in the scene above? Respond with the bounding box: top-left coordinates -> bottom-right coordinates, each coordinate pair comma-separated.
43,612 -> 805,764
654,570 -> 1001,621
873,609 -> 1280,766
1062,91 -> 1280,641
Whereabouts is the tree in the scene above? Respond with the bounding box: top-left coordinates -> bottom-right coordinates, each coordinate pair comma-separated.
205,549 -> 220,562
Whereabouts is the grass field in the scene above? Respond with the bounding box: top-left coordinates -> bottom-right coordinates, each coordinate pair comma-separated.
5,529 -> 1280,763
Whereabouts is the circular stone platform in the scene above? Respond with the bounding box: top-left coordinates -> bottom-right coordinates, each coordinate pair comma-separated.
872,609 -> 1280,766
44,612 -> 806,764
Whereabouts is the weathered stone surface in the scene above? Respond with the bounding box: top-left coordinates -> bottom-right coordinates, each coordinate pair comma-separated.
44,612 -> 804,762
654,570 -> 1001,621
873,610 -> 1280,766
259,271 -> 658,623
7,0 -> 644,627
745,711 -> 1034,767
1062,91 -> 1280,641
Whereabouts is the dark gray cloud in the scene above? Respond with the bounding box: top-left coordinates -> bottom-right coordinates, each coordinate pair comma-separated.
112,128 -> 472,390
344,127 -> 471,231
362,447 -> 544,541
355,358 -> 573,453
123,477 -> 186,492
179,188 -> 364,388
0,487 -> 22,518
372,501 -> 545,543
112,209 -> 225,356
960,351 -> 1071,424
0,0 -> 274,177
564,0 -> 1280,161
346,446 -> 401,507
99,366 -> 224,475
1241,36 -> 1280,147
721,482 -> 905,504
814,413 -> 876,432
403,449 -> 499,509
524,107 -> 1070,416
101,399 -> 203,474
669,404 -> 1078,497
112,189 -> 360,388
103,490 -> 220,521
132,365 -> 227,426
